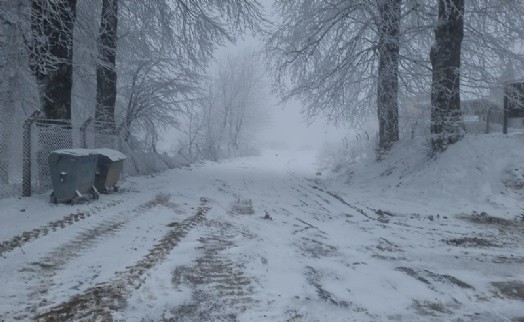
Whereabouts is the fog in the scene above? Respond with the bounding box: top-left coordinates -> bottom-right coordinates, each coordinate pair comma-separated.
257,98 -> 347,151
158,32 -> 348,153
157,71 -> 347,153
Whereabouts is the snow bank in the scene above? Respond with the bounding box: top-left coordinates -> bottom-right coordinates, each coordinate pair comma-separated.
121,151 -> 188,177
90,148 -> 127,161
50,148 -> 127,161
329,133 -> 524,218
51,149 -> 93,157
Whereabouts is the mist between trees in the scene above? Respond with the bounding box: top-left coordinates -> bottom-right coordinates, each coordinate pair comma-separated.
1,0 -> 524,165
266,0 -> 524,155
174,50 -> 270,162
0,0 -> 265,161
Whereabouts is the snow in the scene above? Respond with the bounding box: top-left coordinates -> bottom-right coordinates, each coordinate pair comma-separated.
51,148 -> 93,157
1,133 -> 523,321
90,148 -> 127,161
334,133 -> 524,219
48,148 -> 127,161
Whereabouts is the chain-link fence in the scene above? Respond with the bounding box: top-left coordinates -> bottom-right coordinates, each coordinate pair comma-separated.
93,121 -> 119,150
401,107 -> 507,143
31,119 -> 74,193
0,120 -> 9,194
1,114 -> 94,198
0,114 -> 185,199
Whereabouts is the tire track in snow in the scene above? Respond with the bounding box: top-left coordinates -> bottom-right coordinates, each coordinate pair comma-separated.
286,180 -> 337,222
285,175 -> 380,318
169,219 -> 255,321
12,194 -> 184,321
290,186 -> 331,211
304,266 -> 374,320
305,181 -> 378,221
31,203 -> 209,321
0,199 -> 126,256
285,172 -> 377,221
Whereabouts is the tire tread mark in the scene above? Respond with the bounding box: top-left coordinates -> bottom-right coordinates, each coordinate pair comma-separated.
0,199 -> 125,256
33,206 -> 209,321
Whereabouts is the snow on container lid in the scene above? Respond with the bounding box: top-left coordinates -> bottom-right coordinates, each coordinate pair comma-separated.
51,148 -> 93,157
90,148 -> 127,161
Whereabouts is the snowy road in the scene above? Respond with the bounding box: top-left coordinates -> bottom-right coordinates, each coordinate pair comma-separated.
1,150 -> 523,321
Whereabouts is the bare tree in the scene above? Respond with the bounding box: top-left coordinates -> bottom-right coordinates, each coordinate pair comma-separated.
47,0 -> 264,150
377,0 -> 401,153
267,1 -> 416,154
461,1 -> 524,97
214,52 -> 267,158
95,0 -> 118,128
118,58 -> 198,151
430,0 -> 464,152
177,51 -> 268,161
176,99 -> 206,162
95,0 -> 265,150
29,0 -> 77,119
268,0 -> 524,154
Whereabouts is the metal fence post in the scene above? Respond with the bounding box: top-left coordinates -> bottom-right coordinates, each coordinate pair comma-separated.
80,117 -> 93,148
22,111 -> 40,197
0,120 -> 7,185
485,108 -> 491,134
503,93 -> 508,134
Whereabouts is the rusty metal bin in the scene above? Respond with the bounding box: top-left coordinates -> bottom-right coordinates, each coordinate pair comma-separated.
48,149 -> 98,204
90,148 -> 126,193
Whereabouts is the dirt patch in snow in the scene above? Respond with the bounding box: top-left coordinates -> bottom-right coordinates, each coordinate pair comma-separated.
444,237 -> 499,247
412,300 -> 448,315
395,267 -> 431,285
459,211 -> 516,226
168,219 -> 255,321
395,267 -> 473,290
308,184 -> 377,221
231,199 -> 255,215
296,237 -> 338,258
491,256 -> 524,264
376,237 -> 402,253
411,299 -> 461,316
0,199 -> 125,256
304,266 -> 350,309
492,281 -> 524,301
33,204 -> 208,321
502,164 -> 524,190
285,310 -> 305,322
423,270 -> 473,289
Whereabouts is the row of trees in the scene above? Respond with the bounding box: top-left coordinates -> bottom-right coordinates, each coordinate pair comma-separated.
3,0 -> 524,159
266,0 -> 524,154
0,0 -> 264,151
176,51 -> 267,162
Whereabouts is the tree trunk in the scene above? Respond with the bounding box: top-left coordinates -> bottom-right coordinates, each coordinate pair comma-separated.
377,0 -> 401,154
30,0 -> 76,120
95,0 -> 118,129
430,0 -> 464,153
1,0 -> 26,183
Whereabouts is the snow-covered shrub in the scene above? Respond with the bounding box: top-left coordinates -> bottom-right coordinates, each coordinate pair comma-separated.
502,164 -> 524,190
231,199 -> 255,215
319,133 -> 375,175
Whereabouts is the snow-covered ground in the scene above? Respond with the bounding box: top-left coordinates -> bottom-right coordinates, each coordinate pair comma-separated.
1,134 -> 523,321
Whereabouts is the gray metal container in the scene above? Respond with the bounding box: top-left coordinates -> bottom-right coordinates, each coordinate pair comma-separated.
48,149 -> 98,203
91,149 -> 126,193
